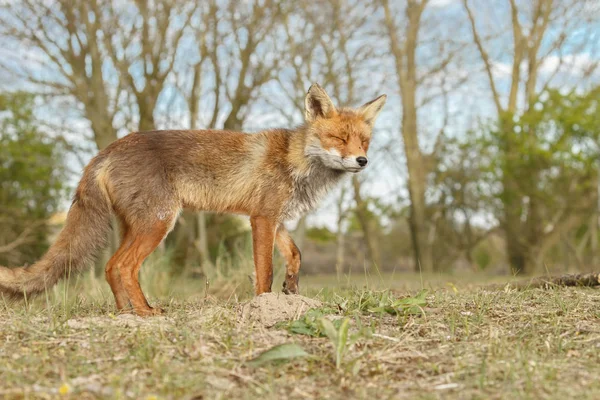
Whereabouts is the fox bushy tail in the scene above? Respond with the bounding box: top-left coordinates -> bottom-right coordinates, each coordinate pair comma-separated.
0,159 -> 112,299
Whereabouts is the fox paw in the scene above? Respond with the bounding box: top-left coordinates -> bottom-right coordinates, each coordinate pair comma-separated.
282,274 -> 299,295
135,306 -> 165,317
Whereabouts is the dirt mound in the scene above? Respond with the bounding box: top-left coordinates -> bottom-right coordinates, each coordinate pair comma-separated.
240,292 -> 322,327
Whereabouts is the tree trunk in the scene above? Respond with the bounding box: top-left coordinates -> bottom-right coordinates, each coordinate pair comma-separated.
137,113 -> 156,133
352,176 -> 381,269
196,211 -> 211,268
137,97 -> 157,132
335,228 -> 345,281
408,198 -> 432,273
169,210 -> 196,276
382,0 -> 433,273
294,216 -> 307,251
499,115 -> 531,275
506,232 -> 529,275
592,210 -> 599,268
402,98 -> 432,273
592,175 -> 599,267
504,203 -> 529,274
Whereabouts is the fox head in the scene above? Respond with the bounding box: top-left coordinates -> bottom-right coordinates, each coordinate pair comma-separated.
303,83 -> 386,173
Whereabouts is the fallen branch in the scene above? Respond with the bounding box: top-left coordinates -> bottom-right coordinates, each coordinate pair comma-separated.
485,272 -> 600,291
0,222 -> 42,254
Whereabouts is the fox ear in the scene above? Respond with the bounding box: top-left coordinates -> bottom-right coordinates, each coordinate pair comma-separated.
358,94 -> 387,127
305,83 -> 336,122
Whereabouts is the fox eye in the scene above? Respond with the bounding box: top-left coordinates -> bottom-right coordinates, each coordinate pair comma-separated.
331,136 -> 346,143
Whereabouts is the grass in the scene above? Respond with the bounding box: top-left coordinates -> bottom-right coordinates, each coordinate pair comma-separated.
1,266 -> 599,399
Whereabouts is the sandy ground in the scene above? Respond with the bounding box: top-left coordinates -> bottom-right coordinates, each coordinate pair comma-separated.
60,292 -> 322,331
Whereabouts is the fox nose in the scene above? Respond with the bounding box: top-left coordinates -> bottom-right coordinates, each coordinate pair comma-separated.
356,157 -> 368,167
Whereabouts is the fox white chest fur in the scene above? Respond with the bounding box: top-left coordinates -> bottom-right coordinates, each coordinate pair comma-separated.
281,164 -> 346,221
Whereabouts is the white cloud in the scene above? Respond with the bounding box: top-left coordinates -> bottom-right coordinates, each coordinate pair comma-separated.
429,0 -> 459,8
538,53 -> 598,77
488,51 -> 598,90
490,61 -> 513,78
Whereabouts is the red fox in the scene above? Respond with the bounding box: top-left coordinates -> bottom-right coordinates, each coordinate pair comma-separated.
0,84 -> 386,316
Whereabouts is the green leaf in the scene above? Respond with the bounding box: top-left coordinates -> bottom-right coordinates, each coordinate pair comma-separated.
336,318 -> 350,369
283,307 -> 338,337
288,320 -> 320,337
319,318 -> 338,342
393,290 -> 428,315
247,343 -> 309,367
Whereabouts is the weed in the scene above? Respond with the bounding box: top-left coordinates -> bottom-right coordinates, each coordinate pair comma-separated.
320,317 -> 351,369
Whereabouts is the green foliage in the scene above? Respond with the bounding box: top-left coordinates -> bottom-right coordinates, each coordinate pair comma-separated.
342,289 -> 428,316
319,317 -> 350,369
283,291 -> 429,340
281,310 -> 358,369
435,87 -> 600,273
494,88 -> 600,204
247,343 -> 310,367
473,246 -> 492,271
305,226 -> 337,243
282,307 -> 339,337
0,92 -> 67,265
496,89 -> 599,271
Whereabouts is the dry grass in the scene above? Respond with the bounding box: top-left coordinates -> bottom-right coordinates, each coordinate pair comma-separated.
1,269 -> 599,399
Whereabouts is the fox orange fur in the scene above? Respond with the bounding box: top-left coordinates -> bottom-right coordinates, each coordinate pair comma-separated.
0,84 -> 386,316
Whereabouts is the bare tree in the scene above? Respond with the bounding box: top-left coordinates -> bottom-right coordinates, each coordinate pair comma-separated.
102,0 -> 196,132
351,175 -> 382,268
1,0 -> 197,142
334,184 -> 351,279
380,0 -> 465,272
0,0 -> 120,150
217,0 -> 287,130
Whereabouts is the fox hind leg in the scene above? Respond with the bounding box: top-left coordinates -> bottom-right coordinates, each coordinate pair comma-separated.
105,217 -> 138,311
105,232 -> 133,311
275,226 -> 301,295
116,219 -> 173,316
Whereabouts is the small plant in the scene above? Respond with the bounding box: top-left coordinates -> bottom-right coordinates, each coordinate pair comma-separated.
342,289 -> 428,316
319,317 -> 351,369
281,307 -> 338,337
247,343 -> 310,367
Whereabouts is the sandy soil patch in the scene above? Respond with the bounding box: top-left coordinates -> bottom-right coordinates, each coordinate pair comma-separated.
63,293 -> 323,330
240,292 -> 322,327
66,313 -> 175,330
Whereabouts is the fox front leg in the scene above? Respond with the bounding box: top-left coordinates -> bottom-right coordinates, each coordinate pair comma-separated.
275,226 -> 301,295
250,216 -> 278,294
